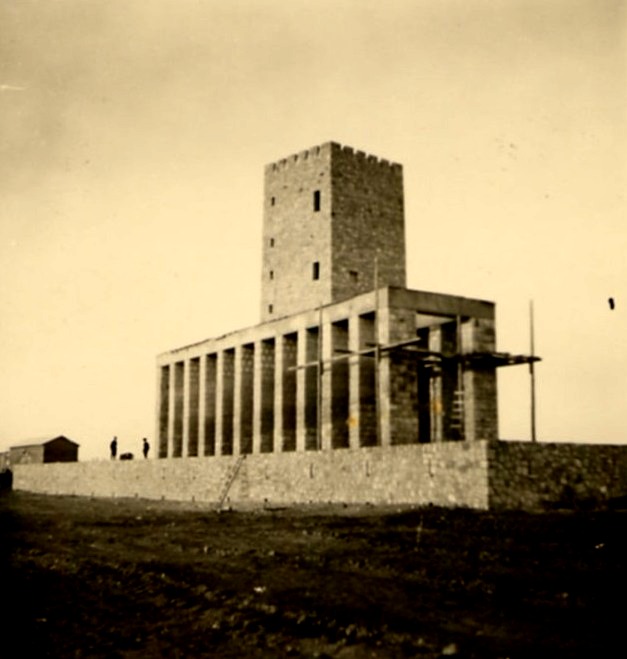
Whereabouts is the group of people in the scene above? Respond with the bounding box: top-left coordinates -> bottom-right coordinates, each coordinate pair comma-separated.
109,436 -> 150,460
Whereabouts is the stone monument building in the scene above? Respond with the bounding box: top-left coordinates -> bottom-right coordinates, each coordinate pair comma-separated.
13,143 -> 627,511
156,143 -> 522,460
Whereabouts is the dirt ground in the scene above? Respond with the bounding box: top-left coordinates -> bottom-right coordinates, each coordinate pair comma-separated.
1,491 -> 624,658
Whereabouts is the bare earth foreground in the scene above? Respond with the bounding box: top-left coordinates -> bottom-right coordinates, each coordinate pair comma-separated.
1,492 -> 624,658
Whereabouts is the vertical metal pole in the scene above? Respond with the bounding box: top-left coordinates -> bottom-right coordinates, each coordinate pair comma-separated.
529,300 -> 537,442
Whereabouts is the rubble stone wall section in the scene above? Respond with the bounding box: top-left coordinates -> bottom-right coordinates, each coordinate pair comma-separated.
15,440 -> 626,511
13,442 -> 490,509
488,440 -> 627,510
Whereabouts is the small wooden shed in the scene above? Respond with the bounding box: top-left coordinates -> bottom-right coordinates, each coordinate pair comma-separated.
9,435 -> 79,466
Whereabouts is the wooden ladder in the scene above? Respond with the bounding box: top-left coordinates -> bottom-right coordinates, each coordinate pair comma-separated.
449,388 -> 465,439
216,454 -> 246,510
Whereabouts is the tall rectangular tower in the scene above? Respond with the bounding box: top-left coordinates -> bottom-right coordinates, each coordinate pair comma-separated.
260,142 -> 406,321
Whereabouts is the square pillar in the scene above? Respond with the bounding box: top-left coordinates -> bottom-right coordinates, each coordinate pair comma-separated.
376,306 -> 392,447
254,338 -> 275,454
167,363 -> 176,457
172,361 -> 185,457
296,328 -> 308,452
319,317 -> 333,451
234,343 -> 254,455
203,354 -> 218,456
274,333 -> 297,452
462,318 -> 498,441
330,319 -> 350,449
185,357 -> 200,457
304,326 -> 320,451
273,336 -> 284,453
157,365 -> 169,458
378,305 -> 418,446
198,355 -> 206,455
216,349 -> 235,455
182,360 -> 190,457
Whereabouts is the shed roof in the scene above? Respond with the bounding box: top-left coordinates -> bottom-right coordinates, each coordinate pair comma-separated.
10,435 -> 80,449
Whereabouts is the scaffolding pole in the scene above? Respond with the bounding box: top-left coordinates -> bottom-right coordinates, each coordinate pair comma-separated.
530,300 -> 537,443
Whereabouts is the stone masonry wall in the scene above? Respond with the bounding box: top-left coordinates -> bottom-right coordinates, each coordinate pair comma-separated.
261,144 -> 333,321
260,143 -> 406,322
15,440 -> 627,511
330,143 -> 406,301
14,442 -> 490,509
488,440 -> 627,510
462,318 -> 498,441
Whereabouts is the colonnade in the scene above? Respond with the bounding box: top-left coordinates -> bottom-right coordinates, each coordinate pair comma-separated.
158,313 -> 382,459
156,292 -> 499,459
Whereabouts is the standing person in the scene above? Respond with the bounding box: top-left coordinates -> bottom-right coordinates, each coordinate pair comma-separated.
142,437 -> 150,459
110,436 -> 118,460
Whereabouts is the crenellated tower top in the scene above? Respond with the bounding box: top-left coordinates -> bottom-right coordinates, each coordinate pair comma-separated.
261,142 -> 406,321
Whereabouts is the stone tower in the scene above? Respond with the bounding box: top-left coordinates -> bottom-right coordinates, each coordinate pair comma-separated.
260,142 -> 406,321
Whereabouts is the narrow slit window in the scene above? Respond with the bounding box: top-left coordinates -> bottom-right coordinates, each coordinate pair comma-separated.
269,238 -> 275,247
271,196 -> 276,206
268,304 -> 273,314
312,262 -> 320,280
269,270 -> 274,280
313,190 -> 321,212
349,270 -> 359,283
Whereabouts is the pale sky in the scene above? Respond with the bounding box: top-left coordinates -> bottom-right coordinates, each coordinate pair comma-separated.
1,0 -> 625,460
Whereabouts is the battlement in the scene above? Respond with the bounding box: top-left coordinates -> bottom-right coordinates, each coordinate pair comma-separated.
261,141 -> 406,321
266,141 -> 401,174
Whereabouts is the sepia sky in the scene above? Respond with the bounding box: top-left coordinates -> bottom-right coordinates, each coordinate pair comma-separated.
1,0 -> 625,459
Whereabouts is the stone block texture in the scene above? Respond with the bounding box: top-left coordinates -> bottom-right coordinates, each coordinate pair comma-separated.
488,440 -> 627,510
156,287 -> 497,462
15,441 -> 627,512
15,143 -> 620,514
260,142 -> 405,321
14,442 -> 490,509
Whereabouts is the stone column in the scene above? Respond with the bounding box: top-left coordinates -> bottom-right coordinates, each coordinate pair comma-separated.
273,336 -> 284,453
278,333 -> 297,452
157,365 -> 169,458
378,303 -> 418,446
198,355 -> 207,456
182,359 -> 191,457
187,357 -> 200,457
296,328 -> 308,452
234,344 -> 254,455
167,362 -> 176,457
253,341 -> 262,454
303,326 -> 320,451
215,351 -> 224,455
319,316 -> 333,451
218,349 -> 235,455
462,318 -> 498,441
377,305 -> 392,447
173,361 -> 185,457
233,347 -> 242,454
355,313 -> 377,448
254,339 -> 275,454
204,354 -> 218,456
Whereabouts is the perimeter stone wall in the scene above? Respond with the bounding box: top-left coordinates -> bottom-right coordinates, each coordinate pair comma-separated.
13,442 -> 490,509
14,441 -> 627,511
488,440 -> 627,510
